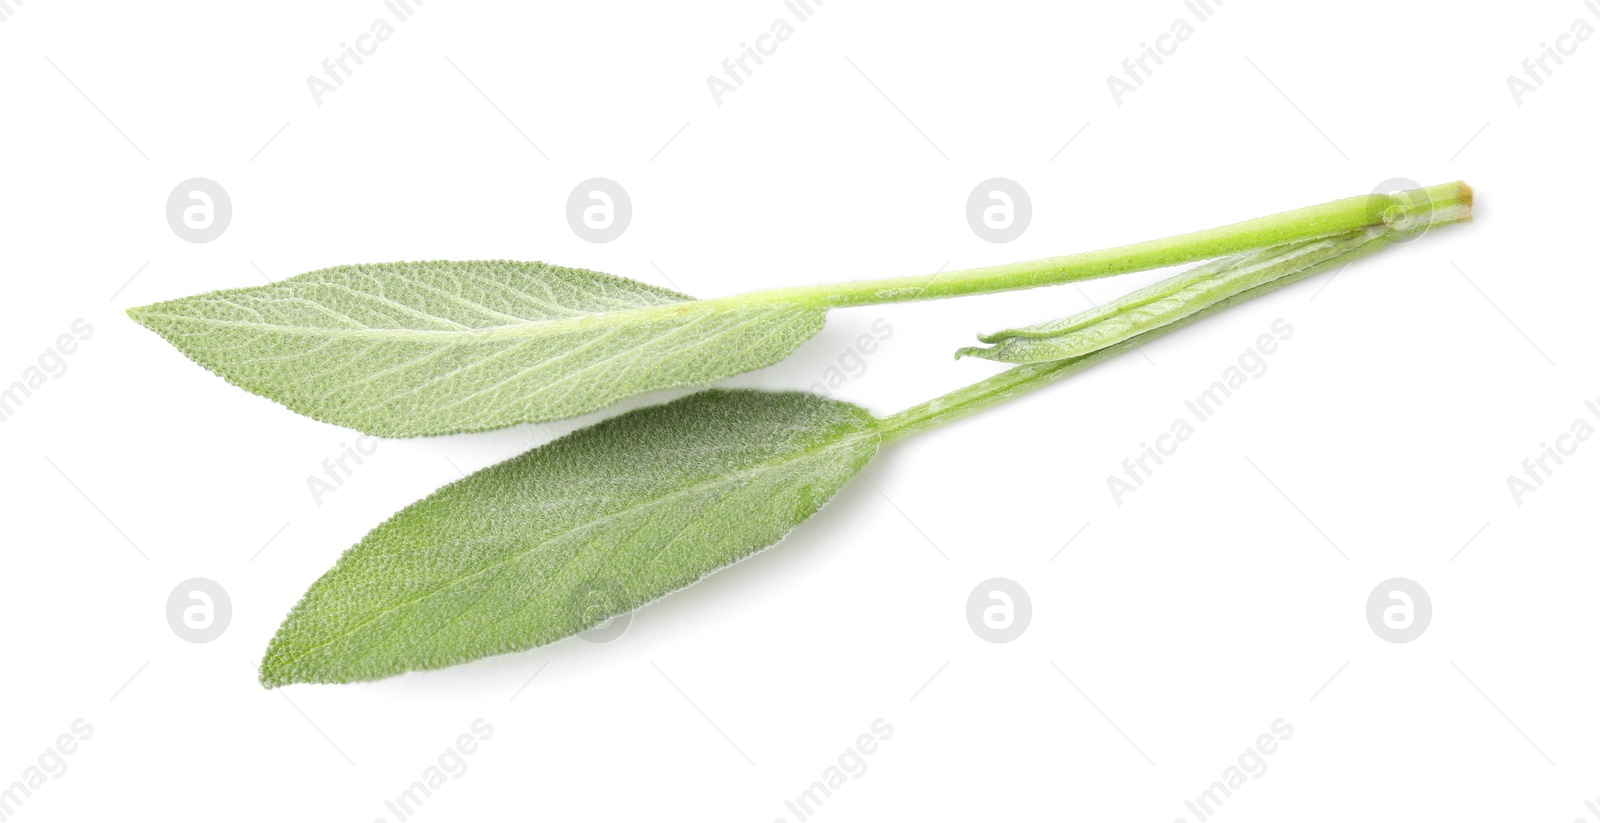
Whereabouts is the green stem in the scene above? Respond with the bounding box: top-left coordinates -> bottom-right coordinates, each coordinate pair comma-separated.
750,182 -> 1471,310
873,203 -> 1468,443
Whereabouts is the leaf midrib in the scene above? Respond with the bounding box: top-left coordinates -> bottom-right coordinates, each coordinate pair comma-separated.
135,293 -> 807,343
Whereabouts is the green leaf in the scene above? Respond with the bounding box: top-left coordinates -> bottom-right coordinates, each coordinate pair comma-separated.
957,228 -> 1391,364
130,184 -> 1472,435
259,389 -> 879,687
128,261 -> 826,437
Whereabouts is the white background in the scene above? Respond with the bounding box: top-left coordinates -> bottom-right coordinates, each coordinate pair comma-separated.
1,0 -> 1596,820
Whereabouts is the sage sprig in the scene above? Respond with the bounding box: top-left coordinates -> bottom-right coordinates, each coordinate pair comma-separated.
257,188 -> 1472,686
130,183 -> 1470,436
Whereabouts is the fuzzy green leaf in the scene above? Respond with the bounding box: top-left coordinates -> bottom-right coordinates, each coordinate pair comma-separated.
260,389 -> 879,687
128,261 -> 826,437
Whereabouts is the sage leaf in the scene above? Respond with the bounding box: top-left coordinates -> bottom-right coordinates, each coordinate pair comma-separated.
259,389 -> 879,687
128,261 -> 825,437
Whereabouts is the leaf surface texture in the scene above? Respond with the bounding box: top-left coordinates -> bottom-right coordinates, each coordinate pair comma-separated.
130,261 -> 825,435
260,389 -> 879,686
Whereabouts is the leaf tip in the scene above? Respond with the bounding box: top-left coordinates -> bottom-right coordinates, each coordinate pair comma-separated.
257,649 -> 288,689
258,623 -> 310,688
